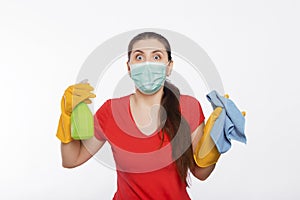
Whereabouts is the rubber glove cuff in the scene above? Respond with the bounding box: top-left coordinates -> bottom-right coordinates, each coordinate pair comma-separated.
193,107 -> 222,167
56,112 -> 73,143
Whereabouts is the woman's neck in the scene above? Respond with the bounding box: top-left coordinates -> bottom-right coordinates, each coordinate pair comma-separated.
132,87 -> 164,107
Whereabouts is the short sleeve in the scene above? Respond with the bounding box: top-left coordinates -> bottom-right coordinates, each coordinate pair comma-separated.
180,95 -> 205,133
94,99 -> 111,141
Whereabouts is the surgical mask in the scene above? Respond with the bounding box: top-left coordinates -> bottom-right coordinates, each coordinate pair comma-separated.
129,61 -> 169,95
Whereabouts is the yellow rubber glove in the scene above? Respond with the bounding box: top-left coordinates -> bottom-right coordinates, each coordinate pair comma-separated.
193,107 -> 222,167
193,94 -> 246,167
56,82 -> 96,143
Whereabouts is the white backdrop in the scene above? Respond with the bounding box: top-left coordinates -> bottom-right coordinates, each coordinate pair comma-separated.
1,0 -> 299,199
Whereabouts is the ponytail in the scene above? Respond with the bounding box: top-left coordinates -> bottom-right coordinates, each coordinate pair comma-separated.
159,80 -> 195,187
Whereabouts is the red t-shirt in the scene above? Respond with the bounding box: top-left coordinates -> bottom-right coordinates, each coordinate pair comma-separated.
94,93 -> 205,200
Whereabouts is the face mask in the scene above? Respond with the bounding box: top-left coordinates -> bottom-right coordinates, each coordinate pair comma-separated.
129,61 -> 169,95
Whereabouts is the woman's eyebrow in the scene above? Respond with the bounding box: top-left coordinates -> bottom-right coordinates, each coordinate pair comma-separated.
132,50 -> 144,54
152,50 -> 164,54
132,49 -> 165,54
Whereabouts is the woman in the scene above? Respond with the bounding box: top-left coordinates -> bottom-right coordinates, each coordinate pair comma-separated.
56,32 -> 216,199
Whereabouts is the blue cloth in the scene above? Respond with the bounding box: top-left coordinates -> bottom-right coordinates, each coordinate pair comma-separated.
206,90 -> 247,154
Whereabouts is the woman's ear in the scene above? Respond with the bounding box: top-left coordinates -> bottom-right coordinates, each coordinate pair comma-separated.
127,61 -> 131,77
166,60 -> 173,76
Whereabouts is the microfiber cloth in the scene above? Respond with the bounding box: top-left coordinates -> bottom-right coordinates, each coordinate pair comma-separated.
206,90 -> 247,154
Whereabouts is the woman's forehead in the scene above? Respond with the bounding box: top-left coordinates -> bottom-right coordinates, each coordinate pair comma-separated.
131,39 -> 166,52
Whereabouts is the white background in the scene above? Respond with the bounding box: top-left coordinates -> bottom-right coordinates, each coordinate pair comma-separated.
1,0 -> 300,199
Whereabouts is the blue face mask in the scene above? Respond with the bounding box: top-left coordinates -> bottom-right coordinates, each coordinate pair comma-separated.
129,61 -> 169,95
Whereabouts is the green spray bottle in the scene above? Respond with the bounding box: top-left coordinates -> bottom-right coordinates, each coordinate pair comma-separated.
70,80 -> 94,140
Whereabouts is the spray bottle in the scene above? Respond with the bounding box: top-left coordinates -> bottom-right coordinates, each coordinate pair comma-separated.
70,79 -> 94,140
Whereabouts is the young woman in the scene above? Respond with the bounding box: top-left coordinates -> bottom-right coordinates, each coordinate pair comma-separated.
57,32 -> 216,199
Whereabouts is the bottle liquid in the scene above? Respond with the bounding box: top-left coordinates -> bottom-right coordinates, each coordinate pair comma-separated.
71,102 -> 94,140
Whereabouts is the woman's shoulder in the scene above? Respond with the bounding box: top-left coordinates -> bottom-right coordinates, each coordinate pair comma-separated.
109,94 -> 131,107
179,94 -> 203,116
100,94 -> 131,106
179,94 -> 200,105
96,94 -> 131,113
179,94 -> 205,130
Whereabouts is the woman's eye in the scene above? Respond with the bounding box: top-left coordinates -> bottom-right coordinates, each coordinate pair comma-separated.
136,55 -> 143,60
154,55 -> 160,60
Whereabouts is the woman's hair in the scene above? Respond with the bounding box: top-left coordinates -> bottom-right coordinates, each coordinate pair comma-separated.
127,32 -> 195,187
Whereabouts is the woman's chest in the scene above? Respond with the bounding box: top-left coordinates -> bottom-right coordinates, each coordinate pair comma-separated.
104,117 -> 173,172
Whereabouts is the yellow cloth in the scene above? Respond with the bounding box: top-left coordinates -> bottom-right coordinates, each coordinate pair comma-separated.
56,83 -> 96,143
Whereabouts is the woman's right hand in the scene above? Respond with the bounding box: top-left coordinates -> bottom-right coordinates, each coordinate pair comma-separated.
57,81 -> 96,144
61,82 -> 96,116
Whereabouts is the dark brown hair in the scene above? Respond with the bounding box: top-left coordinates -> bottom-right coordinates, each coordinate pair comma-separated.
127,32 -> 195,186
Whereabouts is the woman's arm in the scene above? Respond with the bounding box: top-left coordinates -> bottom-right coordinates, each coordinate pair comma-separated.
190,122 -> 216,181
61,136 -> 106,168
